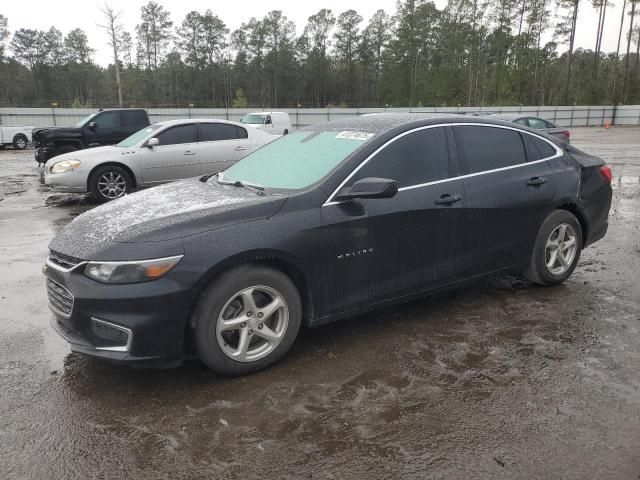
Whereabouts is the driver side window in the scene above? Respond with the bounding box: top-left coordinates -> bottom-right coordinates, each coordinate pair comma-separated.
347,127 -> 451,189
93,111 -> 120,128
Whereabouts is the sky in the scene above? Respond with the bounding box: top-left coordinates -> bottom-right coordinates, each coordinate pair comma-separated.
0,0 -> 633,66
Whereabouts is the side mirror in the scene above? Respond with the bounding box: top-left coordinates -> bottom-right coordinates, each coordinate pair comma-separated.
88,121 -> 97,131
335,177 -> 398,201
265,118 -> 272,125
146,137 -> 159,148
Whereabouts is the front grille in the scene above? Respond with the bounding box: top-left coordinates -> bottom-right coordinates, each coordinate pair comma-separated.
49,250 -> 83,270
46,278 -> 74,317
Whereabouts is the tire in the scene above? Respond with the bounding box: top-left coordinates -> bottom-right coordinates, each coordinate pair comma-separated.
525,210 -> 583,286
192,264 -> 302,376
283,129 -> 289,135
13,134 -> 28,150
89,165 -> 133,202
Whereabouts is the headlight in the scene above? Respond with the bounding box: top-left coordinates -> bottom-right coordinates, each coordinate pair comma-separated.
83,255 -> 183,284
51,159 -> 81,174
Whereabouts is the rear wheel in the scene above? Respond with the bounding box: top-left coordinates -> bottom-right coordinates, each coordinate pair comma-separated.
525,210 -> 582,286
13,134 -> 28,150
89,165 -> 133,202
192,264 -> 302,376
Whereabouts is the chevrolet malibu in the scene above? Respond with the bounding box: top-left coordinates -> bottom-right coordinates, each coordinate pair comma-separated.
45,114 -> 612,375
44,119 -> 276,202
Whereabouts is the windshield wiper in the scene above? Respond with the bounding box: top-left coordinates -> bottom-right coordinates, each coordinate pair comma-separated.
216,175 -> 265,196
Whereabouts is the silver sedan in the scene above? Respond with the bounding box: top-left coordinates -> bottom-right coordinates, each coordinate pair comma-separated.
44,119 -> 277,202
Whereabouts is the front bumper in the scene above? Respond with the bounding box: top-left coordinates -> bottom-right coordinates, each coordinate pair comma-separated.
45,258 -> 194,365
44,169 -> 88,193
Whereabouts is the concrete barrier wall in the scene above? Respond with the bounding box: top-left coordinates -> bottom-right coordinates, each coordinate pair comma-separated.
0,105 -> 637,128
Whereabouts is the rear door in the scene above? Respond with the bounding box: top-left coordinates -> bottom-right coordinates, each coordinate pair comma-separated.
138,124 -> 201,184
453,124 -> 558,277
198,123 -> 251,175
336,126 -> 467,299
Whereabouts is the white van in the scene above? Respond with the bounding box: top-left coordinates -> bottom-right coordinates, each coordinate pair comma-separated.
241,112 -> 291,135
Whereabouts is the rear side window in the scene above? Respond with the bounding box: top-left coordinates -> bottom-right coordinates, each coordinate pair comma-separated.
198,123 -> 239,142
527,117 -> 549,129
123,110 -> 148,127
524,133 -> 557,160
349,127 -> 450,188
455,126 -> 526,174
156,124 -> 197,145
236,126 -> 248,139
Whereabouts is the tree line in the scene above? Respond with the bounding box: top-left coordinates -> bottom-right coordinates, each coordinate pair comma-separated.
0,0 -> 639,109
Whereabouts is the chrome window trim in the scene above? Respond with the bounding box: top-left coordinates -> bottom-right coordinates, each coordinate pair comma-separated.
92,317 -> 133,352
322,122 -> 562,207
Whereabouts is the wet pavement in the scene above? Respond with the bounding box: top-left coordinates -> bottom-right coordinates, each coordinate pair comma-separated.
1,128 -> 639,479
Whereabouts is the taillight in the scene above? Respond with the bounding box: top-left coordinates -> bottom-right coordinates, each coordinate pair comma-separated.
599,166 -> 612,183
563,130 -> 571,139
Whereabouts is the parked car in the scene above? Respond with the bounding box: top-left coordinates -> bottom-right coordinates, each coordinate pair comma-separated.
0,125 -> 34,150
45,114 -> 612,375
44,119 -> 276,202
241,111 -> 291,135
33,108 -> 150,164
489,113 -> 571,143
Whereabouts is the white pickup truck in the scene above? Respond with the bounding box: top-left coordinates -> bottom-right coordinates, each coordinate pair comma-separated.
0,126 -> 34,150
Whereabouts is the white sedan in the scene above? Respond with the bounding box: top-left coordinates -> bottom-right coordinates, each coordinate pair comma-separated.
44,119 -> 277,202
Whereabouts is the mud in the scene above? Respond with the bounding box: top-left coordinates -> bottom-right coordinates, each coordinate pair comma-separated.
1,128 -> 639,479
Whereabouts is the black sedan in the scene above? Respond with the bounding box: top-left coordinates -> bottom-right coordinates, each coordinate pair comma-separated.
45,114 -> 612,375
488,113 -> 571,143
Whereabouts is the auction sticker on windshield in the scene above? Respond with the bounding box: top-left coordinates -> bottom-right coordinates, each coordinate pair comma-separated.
335,131 -> 375,141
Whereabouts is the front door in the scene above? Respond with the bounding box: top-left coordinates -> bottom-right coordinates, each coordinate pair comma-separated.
327,126 -> 467,303
138,124 -> 202,184
83,111 -> 125,147
197,123 -> 251,175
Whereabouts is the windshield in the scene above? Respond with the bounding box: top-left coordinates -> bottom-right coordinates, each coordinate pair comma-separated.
220,130 -> 371,190
241,114 -> 266,125
74,113 -> 96,128
117,125 -> 161,147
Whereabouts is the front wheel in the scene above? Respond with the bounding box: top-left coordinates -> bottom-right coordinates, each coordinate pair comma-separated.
525,210 -> 583,286
89,165 -> 133,202
192,265 -> 302,376
13,134 -> 28,150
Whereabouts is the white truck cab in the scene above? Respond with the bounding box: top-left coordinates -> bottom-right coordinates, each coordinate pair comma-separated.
0,125 -> 34,150
241,112 -> 291,135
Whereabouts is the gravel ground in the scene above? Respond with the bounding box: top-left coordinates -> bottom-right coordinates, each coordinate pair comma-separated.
0,128 -> 639,479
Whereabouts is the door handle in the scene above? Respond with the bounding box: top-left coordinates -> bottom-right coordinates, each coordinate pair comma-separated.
183,151 -> 196,156
435,193 -> 462,205
527,176 -> 547,186
234,146 -> 248,151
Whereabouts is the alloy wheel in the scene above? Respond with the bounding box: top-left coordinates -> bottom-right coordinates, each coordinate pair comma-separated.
216,285 -> 289,362
97,171 -> 127,199
545,223 -> 577,276
15,137 -> 26,149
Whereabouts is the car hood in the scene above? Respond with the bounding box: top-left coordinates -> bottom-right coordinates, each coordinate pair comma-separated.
53,145 -> 123,161
33,126 -> 80,138
49,178 -> 287,260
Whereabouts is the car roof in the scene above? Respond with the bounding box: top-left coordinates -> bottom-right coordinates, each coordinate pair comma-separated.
154,118 -> 246,127
300,112 -> 516,136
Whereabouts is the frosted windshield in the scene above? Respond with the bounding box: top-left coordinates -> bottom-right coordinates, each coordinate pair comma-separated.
220,131 -> 369,190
